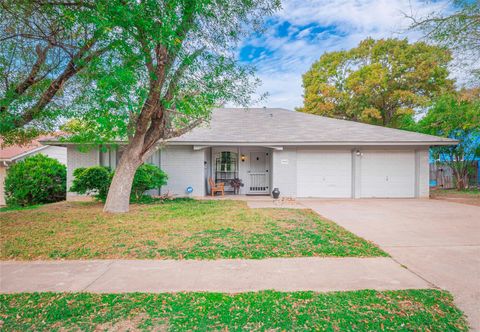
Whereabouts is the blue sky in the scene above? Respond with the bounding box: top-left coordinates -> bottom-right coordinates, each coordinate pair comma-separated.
238,0 -> 454,110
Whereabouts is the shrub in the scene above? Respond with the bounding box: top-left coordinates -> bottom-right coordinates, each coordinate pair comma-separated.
131,164 -> 168,201
70,166 -> 112,200
5,154 -> 66,206
69,164 -> 167,202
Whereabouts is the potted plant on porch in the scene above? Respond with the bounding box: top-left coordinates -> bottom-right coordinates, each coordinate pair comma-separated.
230,178 -> 244,194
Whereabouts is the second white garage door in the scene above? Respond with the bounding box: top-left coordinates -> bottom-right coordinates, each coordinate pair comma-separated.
297,150 -> 352,197
359,151 -> 415,198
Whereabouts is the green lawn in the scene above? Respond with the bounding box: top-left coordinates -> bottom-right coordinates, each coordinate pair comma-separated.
0,290 -> 468,331
0,199 -> 386,260
431,188 -> 480,196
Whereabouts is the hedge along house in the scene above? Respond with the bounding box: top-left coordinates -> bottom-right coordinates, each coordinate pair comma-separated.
43,108 -> 457,200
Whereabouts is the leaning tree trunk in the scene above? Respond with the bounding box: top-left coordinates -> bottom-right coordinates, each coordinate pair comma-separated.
103,144 -> 144,213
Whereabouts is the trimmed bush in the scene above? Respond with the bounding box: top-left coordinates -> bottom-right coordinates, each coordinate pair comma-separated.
131,164 -> 168,200
70,166 -> 112,200
69,164 -> 167,202
5,154 -> 66,206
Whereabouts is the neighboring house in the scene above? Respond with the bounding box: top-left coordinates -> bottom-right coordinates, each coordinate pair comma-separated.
0,136 -> 67,206
43,108 -> 456,200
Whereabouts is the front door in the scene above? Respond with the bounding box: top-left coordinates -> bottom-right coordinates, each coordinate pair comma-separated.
248,151 -> 269,194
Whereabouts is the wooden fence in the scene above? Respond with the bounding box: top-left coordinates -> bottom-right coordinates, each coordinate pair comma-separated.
430,161 -> 479,189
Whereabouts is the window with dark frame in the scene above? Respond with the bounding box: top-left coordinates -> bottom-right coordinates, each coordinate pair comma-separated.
215,151 -> 238,192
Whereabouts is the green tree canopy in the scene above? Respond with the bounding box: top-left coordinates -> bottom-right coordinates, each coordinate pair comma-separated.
418,88 -> 480,190
56,0 -> 279,212
0,0 -> 112,145
297,38 -> 454,128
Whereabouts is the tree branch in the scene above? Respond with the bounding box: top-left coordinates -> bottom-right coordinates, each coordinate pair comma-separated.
13,37 -> 106,127
165,117 -> 203,139
164,48 -> 205,101
0,43 -> 52,113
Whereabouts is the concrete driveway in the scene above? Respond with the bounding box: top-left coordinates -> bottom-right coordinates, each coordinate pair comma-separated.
300,198 -> 480,331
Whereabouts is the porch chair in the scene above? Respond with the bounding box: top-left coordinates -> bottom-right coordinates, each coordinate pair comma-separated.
209,178 -> 225,197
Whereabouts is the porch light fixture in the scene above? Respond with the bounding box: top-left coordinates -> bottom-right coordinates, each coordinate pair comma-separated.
355,150 -> 362,156
241,154 -> 246,162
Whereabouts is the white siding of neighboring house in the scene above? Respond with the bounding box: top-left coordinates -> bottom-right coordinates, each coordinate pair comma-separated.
40,146 -> 67,165
160,145 -> 205,197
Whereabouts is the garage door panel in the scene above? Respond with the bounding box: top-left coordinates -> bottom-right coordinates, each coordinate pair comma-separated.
360,151 -> 415,198
297,150 -> 352,198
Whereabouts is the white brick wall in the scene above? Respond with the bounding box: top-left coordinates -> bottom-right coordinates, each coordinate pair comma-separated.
62,144 -> 431,200
66,146 -> 99,200
160,146 -> 205,197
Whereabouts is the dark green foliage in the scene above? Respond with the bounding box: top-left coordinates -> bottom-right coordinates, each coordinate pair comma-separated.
0,290 -> 468,331
70,166 -> 112,200
69,164 -> 167,201
4,154 -> 66,206
417,91 -> 480,189
131,164 -> 168,201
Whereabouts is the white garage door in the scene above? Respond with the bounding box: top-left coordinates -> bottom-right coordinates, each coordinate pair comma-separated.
360,151 -> 415,198
297,150 -> 352,197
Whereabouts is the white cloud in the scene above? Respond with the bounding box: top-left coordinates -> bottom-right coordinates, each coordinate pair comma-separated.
238,0 -> 453,110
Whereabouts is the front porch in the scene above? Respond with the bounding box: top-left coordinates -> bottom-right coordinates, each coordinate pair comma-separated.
202,146 -> 274,197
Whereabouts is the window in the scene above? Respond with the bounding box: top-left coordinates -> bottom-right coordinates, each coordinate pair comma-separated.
215,151 -> 238,188
99,146 -> 116,169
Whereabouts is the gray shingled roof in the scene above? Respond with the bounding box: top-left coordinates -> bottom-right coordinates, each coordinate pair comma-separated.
172,108 -> 456,145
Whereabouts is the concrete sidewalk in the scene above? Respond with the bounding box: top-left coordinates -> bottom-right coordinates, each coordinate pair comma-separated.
0,257 -> 431,293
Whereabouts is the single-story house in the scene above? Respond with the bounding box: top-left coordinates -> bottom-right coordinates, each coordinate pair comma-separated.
43,108 -> 456,200
0,136 -> 67,206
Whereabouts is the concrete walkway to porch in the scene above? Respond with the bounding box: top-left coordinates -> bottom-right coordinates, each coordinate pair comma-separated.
0,257 -> 431,294
198,195 -> 307,209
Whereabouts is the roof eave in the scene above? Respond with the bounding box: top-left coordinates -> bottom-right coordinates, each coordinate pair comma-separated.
167,140 -> 459,146
0,146 -> 49,162
41,139 -> 458,147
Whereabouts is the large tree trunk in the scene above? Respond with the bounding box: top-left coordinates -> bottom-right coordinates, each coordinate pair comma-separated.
103,145 -> 144,213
